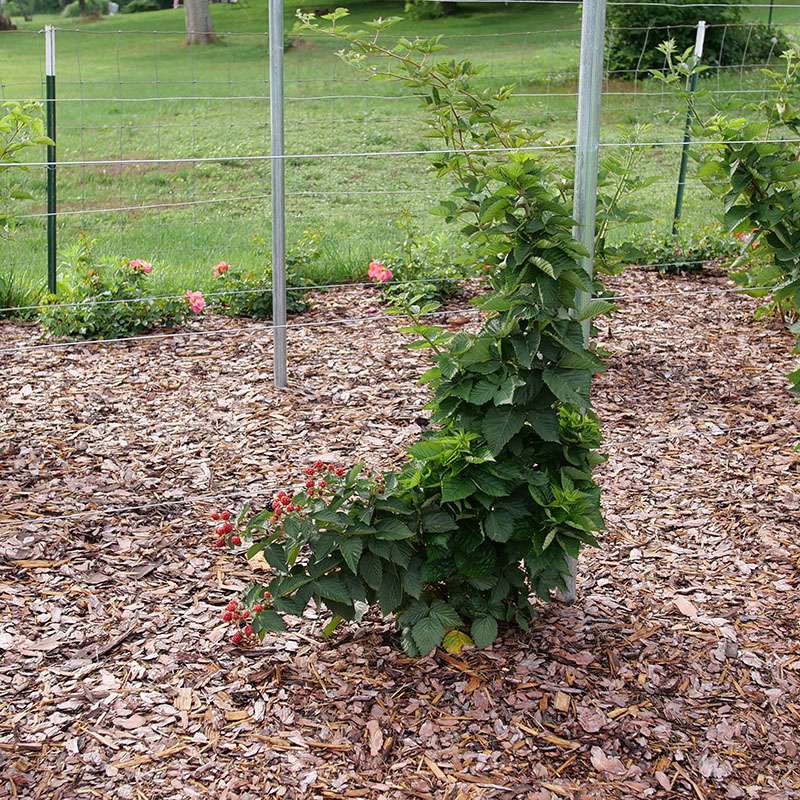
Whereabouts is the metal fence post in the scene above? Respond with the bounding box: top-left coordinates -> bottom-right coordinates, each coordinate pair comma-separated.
672,20 -> 706,236
566,0 -> 607,603
268,0 -> 287,388
45,24 -> 57,295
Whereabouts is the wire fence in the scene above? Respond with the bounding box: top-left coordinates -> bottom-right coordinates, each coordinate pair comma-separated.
1,8 -> 794,343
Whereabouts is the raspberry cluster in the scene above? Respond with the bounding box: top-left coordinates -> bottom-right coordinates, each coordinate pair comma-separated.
210,509 -> 240,548
221,596 -> 268,645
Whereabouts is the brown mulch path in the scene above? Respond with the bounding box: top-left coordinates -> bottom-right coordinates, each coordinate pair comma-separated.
1,270 -> 799,799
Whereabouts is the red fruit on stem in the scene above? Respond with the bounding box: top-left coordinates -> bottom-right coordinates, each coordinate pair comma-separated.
222,611 -> 233,622
241,609 -> 250,619
304,467 -> 315,476
244,625 -> 254,637
222,522 -> 234,534
254,603 -> 264,613
231,631 -> 243,645
305,480 -> 314,489
215,524 -> 227,536
231,535 -> 242,546
213,538 -> 225,549
319,480 -> 327,488
227,600 -> 237,611
314,460 -> 323,469
220,511 -> 231,521
335,468 -> 344,477
263,590 -> 271,599
211,511 -> 221,521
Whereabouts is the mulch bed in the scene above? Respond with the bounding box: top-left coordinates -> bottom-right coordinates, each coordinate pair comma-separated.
1,270 -> 799,799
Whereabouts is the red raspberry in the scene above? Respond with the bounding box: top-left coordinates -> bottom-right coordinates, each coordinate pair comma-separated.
213,538 -> 225,549
241,609 -> 250,619
335,468 -> 344,477
215,524 -> 227,536
314,460 -> 323,469
328,465 -> 335,473
220,511 -> 231,521
305,480 -> 314,489
263,590 -> 271,599
211,511 -> 221,521
222,611 -> 233,622
271,499 -> 282,511
231,535 -> 242,546
304,468 -> 315,476
222,522 -> 234,534
253,603 -> 264,613
231,631 -> 243,645
244,625 -> 254,637
319,480 -> 327,488
227,600 -> 237,611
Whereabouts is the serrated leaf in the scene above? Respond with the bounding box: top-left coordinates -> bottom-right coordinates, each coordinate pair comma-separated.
411,615 -> 445,655
577,299 -> 616,321
377,567 -> 403,614
441,474 -> 475,503
442,629 -> 473,654
359,551 -> 383,590
485,508 -> 514,542
542,368 -> 590,409
428,599 -> 462,628
254,609 -> 287,633
375,518 -> 415,541
482,407 -> 525,455
339,537 -> 363,574
470,616 -> 498,649
314,575 -> 352,604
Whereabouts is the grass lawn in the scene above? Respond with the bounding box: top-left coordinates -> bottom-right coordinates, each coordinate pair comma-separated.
2,0 -> 799,300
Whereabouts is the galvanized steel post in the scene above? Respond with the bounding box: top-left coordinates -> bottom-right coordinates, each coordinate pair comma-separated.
268,0 -> 287,388
566,0 -> 607,603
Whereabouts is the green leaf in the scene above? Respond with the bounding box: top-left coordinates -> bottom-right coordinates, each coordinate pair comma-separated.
322,615 -> 344,637
422,510 -> 459,532
542,368 -> 590,409
428,599 -> 462,628
411,615 -> 445,655
441,474 -> 475,503
377,567 -> 403,614
485,508 -> 515,542
254,609 -> 287,634
482,407 -> 526,455
470,616 -> 498,649
402,556 -> 425,598
314,575 -> 352,604
527,407 -> 560,442
339,537 -> 363,574
375,518 -> 415,541
359,551 -> 383,590
577,299 -> 616,321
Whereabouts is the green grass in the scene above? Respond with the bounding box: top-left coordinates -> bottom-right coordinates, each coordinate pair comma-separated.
1,0 -> 799,300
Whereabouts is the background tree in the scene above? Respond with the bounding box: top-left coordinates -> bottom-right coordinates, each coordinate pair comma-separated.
185,0 -> 214,45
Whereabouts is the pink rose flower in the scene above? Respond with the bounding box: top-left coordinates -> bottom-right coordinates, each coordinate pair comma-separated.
185,290 -> 206,314
128,259 -> 153,274
368,259 -> 392,283
213,261 -> 231,277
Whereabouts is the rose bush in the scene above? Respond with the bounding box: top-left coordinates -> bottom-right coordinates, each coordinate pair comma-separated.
220,12 -> 609,655
39,237 -> 204,339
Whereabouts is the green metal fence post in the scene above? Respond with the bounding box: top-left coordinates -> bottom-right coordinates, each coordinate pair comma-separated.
45,24 -> 57,294
672,20 -> 706,237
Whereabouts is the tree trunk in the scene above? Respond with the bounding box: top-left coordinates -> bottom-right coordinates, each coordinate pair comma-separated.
78,0 -> 85,14
185,0 -> 215,45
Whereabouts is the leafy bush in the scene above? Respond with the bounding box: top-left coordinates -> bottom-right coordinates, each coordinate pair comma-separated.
618,226 -> 742,273
39,238 -> 202,340
371,212 -> 463,308
61,0 -> 108,16
606,0 -> 789,74
218,11 -> 609,655
1,102 -> 53,233
121,0 -> 171,14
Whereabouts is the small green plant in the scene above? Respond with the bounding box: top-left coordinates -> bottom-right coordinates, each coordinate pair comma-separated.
61,0 -> 108,16
1,101 -> 53,234
371,211 -> 464,308
39,238 -> 202,340
0,272 -> 43,321
619,226 -> 742,274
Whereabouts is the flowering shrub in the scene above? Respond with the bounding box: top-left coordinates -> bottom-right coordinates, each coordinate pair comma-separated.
39,238 -> 202,340
221,13 -> 609,655
371,212 -> 463,309
212,261 -> 307,319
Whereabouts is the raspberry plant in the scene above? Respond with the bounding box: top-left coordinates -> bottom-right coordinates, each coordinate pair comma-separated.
658,42 -> 800,395
225,11 -> 608,655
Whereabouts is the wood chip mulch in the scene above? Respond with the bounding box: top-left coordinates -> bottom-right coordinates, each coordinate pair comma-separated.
1,270 -> 799,800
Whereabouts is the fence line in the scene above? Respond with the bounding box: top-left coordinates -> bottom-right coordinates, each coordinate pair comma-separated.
0,284 -> 780,356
